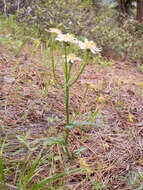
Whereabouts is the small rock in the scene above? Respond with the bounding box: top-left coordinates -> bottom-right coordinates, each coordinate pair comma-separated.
4,76 -> 15,83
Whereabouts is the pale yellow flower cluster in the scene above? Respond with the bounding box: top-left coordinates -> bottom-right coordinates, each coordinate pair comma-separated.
78,39 -> 101,54
56,33 -> 77,43
63,53 -> 81,64
49,28 -> 101,64
49,28 -> 62,34
86,82 -> 96,89
67,53 -> 81,63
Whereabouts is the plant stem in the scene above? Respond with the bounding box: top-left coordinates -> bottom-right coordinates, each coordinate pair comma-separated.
72,83 -> 89,121
16,38 -> 28,58
65,85 -> 70,125
88,81 -> 106,122
51,39 -> 64,88
0,138 -> 7,190
88,102 -> 105,122
64,43 -> 71,158
68,63 -> 73,80
70,50 -> 89,87
64,43 -> 70,126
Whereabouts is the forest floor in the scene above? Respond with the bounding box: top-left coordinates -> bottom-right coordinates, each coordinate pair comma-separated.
0,38 -> 143,189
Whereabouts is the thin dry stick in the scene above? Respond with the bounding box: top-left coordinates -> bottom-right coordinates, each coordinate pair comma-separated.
73,178 -> 86,190
57,144 -> 64,170
70,131 -> 96,155
17,0 -> 20,12
0,182 -> 18,189
2,0 -> 7,17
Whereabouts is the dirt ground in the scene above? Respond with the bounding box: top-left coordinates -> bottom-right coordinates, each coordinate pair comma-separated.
0,44 -> 143,189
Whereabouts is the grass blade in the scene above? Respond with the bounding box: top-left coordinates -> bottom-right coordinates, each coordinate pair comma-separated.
30,168 -> 81,190
0,138 -> 7,190
23,154 -> 42,186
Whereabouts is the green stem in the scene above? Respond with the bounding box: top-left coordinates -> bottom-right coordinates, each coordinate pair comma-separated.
88,81 -> 106,122
64,43 -> 71,158
65,85 -> 70,125
70,50 -> 89,87
88,102 -> 105,122
68,63 -> 73,80
72,84 -> 89,121
16,38 -> 28,57
51,40 -> 64,88
0,138 -> 7,190
65,86 -> 71,158
64,43 -> 70,125
70,60 -> 84,82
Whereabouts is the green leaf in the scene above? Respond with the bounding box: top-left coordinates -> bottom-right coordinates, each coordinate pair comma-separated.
54,156 -> 61,161
23,154 -> 42,186
0,138 -> 7,190
73,146 -> 87,155
16,134 -> 31,151
30,168 -> 81,190
72,146 -> 87,159
17,161 -> 27,190
65,124 -> 74,130
0,154 -> 7,190
73,121 -> 96,126
43,137 -> 66,146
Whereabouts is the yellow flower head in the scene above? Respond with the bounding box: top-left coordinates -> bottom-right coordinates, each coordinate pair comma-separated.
49,28 -> 62,34
78,39 -> 101,54
79,158 -> 93,175
56,33 -> 77,43
86,82 -> 96,89
67,53 -> 81,63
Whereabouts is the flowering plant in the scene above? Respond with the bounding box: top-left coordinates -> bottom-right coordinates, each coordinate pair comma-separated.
50,28 -> 101,158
